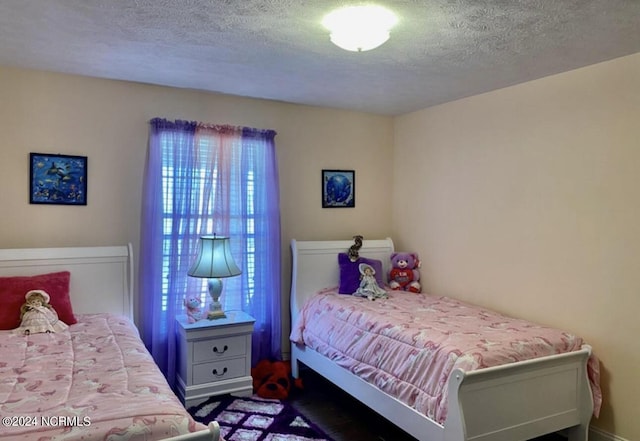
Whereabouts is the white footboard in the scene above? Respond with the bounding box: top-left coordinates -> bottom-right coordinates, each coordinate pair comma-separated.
445,345 -> 593,441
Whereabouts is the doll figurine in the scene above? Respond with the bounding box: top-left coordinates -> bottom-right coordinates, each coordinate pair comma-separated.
15,290 -> 68,335
353,263 -> 388,300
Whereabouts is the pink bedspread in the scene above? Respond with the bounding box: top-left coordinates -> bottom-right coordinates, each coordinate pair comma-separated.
290,288 -> 602,424
0,313 -> 207,440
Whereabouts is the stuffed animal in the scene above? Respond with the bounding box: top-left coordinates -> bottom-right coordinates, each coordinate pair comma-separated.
348,235 -> 364,262
252,359 -> 303,400
183,296 -> 203,323
388,252 -> 421,293
14,290 -> 68,335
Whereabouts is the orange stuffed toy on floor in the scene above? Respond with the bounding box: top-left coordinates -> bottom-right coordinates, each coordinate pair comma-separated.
251,359 -> 303,400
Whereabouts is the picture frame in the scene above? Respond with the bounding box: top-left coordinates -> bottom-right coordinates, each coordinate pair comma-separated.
322,169 -> 355,208
29,153 -> 88,205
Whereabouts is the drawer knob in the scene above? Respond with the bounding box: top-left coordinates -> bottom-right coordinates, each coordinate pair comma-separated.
213,345 -> 229,354
212,367 -> 228,377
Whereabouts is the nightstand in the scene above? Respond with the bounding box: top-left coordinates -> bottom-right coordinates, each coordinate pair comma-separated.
175,310 -> 255,408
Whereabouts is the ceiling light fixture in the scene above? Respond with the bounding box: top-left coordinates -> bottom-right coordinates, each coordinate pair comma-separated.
322,5 -> 398,52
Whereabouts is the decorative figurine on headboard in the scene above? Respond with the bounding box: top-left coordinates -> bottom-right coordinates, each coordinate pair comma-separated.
183,296 -> 203,324
348,235 -> 364,262
15,290 -> 69,335
354,263 -> 388,301
388,252 -> 422,293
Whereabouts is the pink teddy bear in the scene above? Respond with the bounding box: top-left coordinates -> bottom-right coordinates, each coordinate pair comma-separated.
183,296 -> 203,323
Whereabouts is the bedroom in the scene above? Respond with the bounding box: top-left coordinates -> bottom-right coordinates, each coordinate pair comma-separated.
0,2 -> 638,441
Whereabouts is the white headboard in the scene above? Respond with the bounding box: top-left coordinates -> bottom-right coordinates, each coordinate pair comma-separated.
290,238 -> 394,324
0,244 -> 134,319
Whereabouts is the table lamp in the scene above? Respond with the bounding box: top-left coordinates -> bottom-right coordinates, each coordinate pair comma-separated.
188,235 -> 241,320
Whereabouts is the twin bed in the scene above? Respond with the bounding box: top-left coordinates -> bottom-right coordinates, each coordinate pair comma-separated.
0,244 -> 220,441
290,238 -> 601,441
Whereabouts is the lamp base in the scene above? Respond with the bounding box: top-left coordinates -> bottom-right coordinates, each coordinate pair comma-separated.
207,309 -> 227,320
206,278 -> 227,319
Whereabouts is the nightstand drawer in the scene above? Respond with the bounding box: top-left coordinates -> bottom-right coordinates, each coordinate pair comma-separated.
193,335 -> 246,362
193,358 -> 247,384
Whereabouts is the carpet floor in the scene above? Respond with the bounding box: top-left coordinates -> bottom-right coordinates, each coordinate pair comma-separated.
189,394 -> 335,441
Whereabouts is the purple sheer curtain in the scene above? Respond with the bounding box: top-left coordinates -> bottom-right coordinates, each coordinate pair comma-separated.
139,118 -> 281,389
140,119 -> 197,388
242,127 -> 282,362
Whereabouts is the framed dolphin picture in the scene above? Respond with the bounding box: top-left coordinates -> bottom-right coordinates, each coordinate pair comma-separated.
29,153 -> 88,205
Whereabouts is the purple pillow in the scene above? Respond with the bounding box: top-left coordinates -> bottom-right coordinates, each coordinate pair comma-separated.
338,253 -> 384,294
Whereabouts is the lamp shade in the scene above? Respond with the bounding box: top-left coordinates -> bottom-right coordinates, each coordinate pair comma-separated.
188,236 -> 241,279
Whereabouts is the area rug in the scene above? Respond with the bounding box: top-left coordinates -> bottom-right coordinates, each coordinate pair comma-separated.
189,394 -> 335,441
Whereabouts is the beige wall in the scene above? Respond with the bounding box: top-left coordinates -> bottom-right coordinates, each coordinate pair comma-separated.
393,53 -> 640,439
0,66 -> 394,338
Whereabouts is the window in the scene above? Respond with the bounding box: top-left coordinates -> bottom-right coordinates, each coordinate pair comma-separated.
158,135 -> 257,313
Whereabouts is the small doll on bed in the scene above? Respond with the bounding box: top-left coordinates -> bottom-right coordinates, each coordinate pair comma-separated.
14,290 -> 68,335
353,263 -> 388,301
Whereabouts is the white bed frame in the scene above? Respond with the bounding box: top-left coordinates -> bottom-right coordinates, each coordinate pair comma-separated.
290,238 -> 595,441
0,244 -> 221,441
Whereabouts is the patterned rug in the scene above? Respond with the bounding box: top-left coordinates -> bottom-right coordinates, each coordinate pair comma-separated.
189,395 -> 335,441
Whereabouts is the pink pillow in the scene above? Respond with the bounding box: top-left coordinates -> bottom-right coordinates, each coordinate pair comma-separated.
0,271 -> 76,330
338,253 -> 384,294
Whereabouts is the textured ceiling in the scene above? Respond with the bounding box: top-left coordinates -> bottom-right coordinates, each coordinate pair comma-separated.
0,0 -> 639,115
